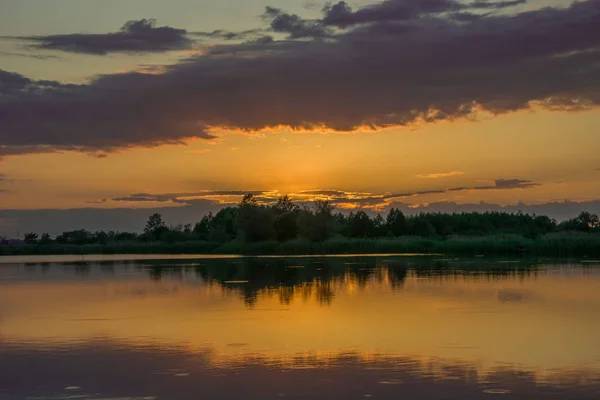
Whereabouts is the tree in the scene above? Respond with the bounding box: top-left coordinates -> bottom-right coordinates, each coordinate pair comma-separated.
144,213 -> 166,233
144,213 -> 167,241
559,212 -> 600,232
39,233 -> 52,245
93,231 -> 108,244
273,195 -> 298,215
24,232 -> 39,244
194,213 -> 214,240
386,208 -> 408,236
373,214 -> 386,236
410,216 -> 436,237
346,211 -> 376,238
56,230 -> 92,245
300,201 -> 335,242
211,207 -> 238,242
240,193 -> 257,206
578,212 -> 599,230
274,211 -> 299,242
237,196 -> 275,242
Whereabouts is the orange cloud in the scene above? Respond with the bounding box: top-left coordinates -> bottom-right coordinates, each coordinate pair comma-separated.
417,171 -> 465,179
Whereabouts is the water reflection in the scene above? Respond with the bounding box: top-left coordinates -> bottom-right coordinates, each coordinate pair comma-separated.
1,256 -> 600,399
1,340 -> 599,400
13,256 -> 544,306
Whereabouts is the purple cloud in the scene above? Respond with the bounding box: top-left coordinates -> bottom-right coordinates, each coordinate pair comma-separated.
0,1 -> 599,155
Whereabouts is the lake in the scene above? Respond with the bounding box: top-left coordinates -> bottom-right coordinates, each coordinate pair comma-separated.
1,255 -> 599,399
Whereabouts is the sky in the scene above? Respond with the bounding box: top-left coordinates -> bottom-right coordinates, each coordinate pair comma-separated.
1,0 -> 600,235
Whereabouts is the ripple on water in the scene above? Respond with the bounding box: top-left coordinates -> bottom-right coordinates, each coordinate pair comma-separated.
378,379 -> 403,385
483,389 -> 512,394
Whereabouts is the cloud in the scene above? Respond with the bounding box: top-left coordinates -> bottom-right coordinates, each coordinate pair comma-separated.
262,7 -> 330,38
490,178 -> 538,189
2,1 -> 600,155
314,177 -> 541,208
296,190 -> 351,196
191,29 -> 265,41
417,171 -> 465,179
111,191 -> 267,204
0,51 -> 60,60
22,19 -> 193,55
105,179 -> 538,210
322,0 -> 526,27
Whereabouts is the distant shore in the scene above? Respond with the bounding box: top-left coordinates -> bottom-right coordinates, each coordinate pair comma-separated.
1,232 -> 599,258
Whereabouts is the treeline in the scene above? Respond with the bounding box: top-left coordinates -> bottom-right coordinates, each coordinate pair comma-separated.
13,194 -> 600,246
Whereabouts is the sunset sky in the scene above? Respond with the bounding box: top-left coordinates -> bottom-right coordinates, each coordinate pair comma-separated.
1,0 -> 600,234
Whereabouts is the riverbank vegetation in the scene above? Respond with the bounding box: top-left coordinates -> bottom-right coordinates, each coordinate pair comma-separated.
2,195 -> 599,257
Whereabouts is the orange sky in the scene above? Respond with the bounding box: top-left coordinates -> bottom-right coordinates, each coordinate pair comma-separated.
1,107 -> 599,210
1,0 -> 599,224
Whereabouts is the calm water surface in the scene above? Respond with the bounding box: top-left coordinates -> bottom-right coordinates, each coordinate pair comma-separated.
1,255 -> 599,399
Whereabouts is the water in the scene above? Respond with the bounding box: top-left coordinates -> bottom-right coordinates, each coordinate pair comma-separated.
1,255 -> 599,399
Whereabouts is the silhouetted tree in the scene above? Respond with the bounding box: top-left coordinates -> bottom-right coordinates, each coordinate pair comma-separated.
193,213 -> 214,240
39,233 -> 52,245
300,201 -> 335,242
93,231 -> 109,244
346,210 -> 376,238
273,195 -> 298,215
144,213 -> 166,233
24,232 -> 39,244
210,207 -> 238,242
386,208 -> 408,236
237,194 -> 275,242
274,211 -> 299,242
563,212 -> 599,231
410,216 -> 437,237
144,213 -> 167,241
56,229 -> 92,245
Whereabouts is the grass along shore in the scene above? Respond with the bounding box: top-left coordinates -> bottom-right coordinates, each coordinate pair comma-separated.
1,232 -> 599,258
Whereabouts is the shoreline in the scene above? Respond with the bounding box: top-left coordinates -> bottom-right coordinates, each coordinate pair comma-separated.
1,233 -> 600,258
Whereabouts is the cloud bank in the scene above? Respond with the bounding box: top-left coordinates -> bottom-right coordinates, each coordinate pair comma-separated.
99,178 -> 540,210
1,0 -> 600,155
322,0 -> 527,27
22,19 -> 193,55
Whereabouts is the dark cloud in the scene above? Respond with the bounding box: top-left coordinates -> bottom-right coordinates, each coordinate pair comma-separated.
491,179 -> 538,189
297,190 -> 350,196
68,178 -> 540,211
0,51 -> 60,60
322,0 -> 527,27
1,1 -> 600,155
263,7 -> 330,38
469,0 -> 527,9
191,29 -> 265,41
324,178 -> 539,206
112,191 -> 267,204
449,11 -> 490,21
470,179 -> 540,190
23,19 -> 193,55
